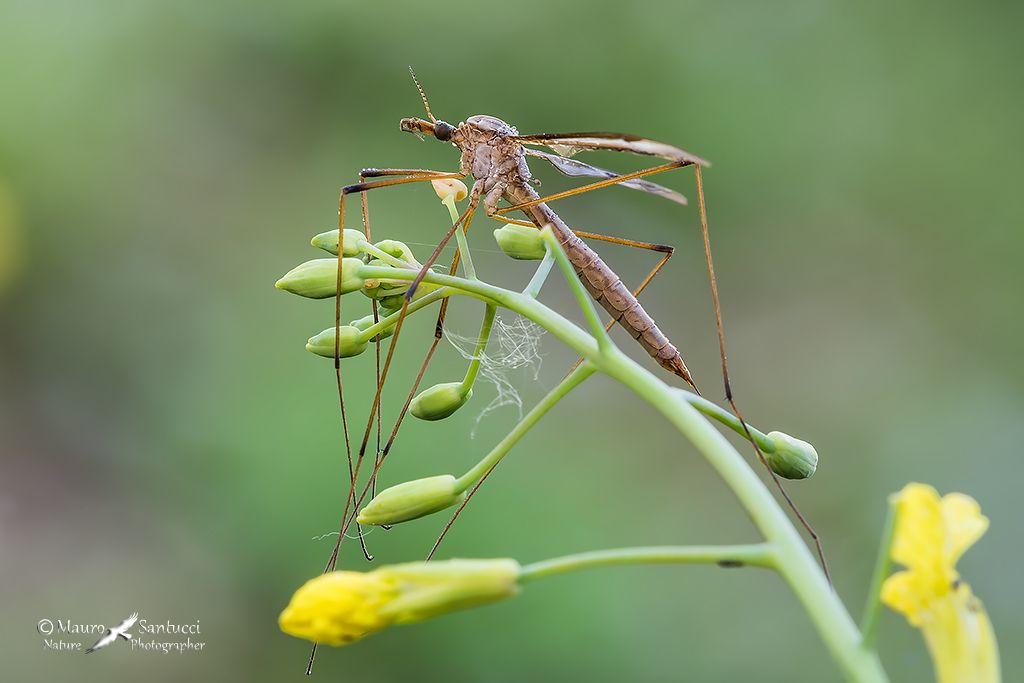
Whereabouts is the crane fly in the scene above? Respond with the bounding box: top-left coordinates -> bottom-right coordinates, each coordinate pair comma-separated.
394,117 -> 707,389
303,70 -> 827,674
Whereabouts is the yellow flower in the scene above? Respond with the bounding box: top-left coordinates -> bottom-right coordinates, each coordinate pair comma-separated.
881,483 -> 1000,683
279,559 -> 520,646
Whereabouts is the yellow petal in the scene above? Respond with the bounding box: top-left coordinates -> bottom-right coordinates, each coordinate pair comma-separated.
919,582 -> 1001,683
883,483 -> 1000,682
881,569 -> 930,626
941,492 -> 989,567
278,571 -> 398,646
890,483 -> 945,575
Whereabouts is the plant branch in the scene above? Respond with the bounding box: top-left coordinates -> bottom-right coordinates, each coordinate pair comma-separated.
354,260 -> 889,682
860,497 -> 897,650
454,364 -> 594,492
459,304 -> 497,393
519,544 -> 776,582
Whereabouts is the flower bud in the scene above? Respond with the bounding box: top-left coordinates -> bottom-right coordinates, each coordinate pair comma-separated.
376,294 -> 407,313
311,229 -> 368,257
275,258 -> 364,299
377,294 -> 407,315
362,259 -> 412,300
278,559 -> 520,646
357,474 -> 466,526
493,224 -> 546,260
431,178 -> 468,202
306,325 -> 368,358
373,239 -> 418,265
376,559 -> 520,624
410,381 -> 472,421
375,283 -> 438,314
765,431 -> 818,480
350,314 -> 395,342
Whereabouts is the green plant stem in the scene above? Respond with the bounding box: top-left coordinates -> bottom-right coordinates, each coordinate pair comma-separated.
524,250 -> 556,298
459,304 -> 497,393
454,364 -> 594,492
680,390 -> 775,452
355,262 -> 889,682
539,227 -> 611,349
519,544 -> 776,583
359,287 -> 452,341
443,195 -> 476,280
860,497 -> 897,649
601,348 -> 888,682
361,243 -> 415,269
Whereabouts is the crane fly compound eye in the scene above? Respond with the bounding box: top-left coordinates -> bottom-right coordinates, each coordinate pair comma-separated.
434,121 -> 455,141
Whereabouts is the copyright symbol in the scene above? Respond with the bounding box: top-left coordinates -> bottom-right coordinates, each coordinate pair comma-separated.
37,619 -> 53,635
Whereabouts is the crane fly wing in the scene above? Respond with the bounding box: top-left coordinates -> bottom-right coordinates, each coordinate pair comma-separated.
524,148 -> 688,205
513,131 -> 710,167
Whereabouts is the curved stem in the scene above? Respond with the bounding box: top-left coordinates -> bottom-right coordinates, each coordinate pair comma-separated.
454,364 -> 594,492
524,250 -> 556,298
361,243 -> 415,269
359,287 -> 452,341
679,390 -> 776,452
600,348 -> 888,682
519,544 -> 776,582
860,497 -> 897,650
442,195 -> 477,280
539,227 -> 611,349
459,304 -> 497,393
355,262 -> 889,682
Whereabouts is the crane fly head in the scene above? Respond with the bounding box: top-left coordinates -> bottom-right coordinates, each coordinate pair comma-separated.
400,117 -> 456,142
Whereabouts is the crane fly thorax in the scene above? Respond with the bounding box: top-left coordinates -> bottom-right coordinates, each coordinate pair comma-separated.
452,115 -> 531,192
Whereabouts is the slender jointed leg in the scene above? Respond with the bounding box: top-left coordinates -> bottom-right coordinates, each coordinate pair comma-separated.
692,166 -> 831,584
307,167 -> 463,675
330,182 -> 484,566
327,169 -> 464,566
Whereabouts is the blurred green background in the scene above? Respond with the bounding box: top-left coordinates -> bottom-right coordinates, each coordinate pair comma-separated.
2,0 -> 1021,680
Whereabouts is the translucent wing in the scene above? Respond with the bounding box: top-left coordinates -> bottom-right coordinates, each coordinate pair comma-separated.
513,131 -> 710,167
524,148 -> 688,205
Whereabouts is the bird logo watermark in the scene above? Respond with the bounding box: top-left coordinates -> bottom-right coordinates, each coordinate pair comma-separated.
36,612 -> 206,654
85,612 -> 137,654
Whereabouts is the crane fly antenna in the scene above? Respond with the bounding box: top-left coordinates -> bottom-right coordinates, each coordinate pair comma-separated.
408,66 -> 436,123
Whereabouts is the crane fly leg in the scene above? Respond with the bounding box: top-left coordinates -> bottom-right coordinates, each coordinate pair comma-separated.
364,184 -> 485,463
691,166 -> 831,584
325,170 -> 461,566
344,168 -> 465,522
307,167 -> 465,675
337,183 -> 484,554
360,168 -> 464,178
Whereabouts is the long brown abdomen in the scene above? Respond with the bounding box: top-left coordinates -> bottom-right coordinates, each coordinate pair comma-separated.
503,182 -> 696,389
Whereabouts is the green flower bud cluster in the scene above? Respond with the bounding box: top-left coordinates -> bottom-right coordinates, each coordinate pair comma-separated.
277,230 -> 435,359
361,239 -> 422,303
